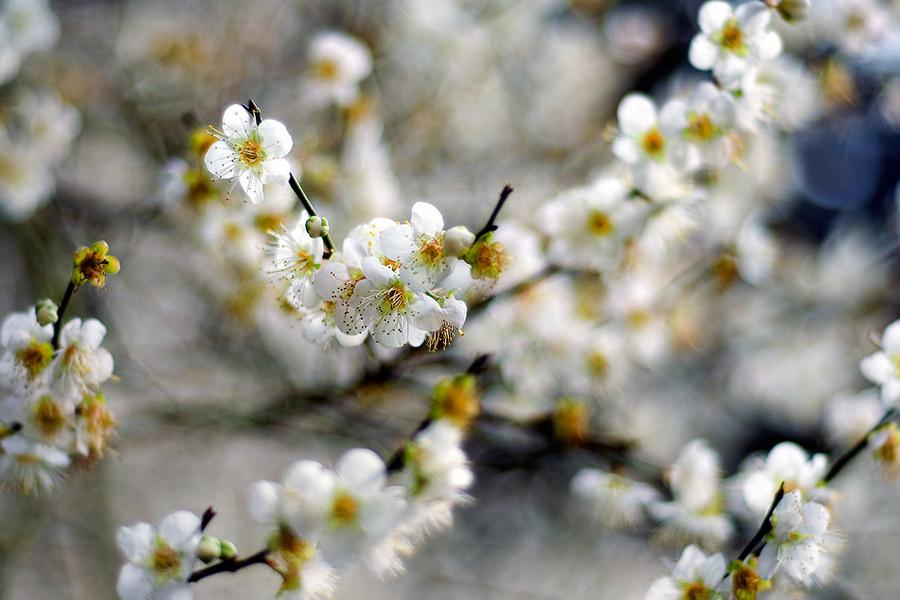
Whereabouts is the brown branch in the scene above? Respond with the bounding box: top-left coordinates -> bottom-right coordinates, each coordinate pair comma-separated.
474,184 -> 514,241
187,549 -> 270,583
52,280 -> 78,348
824,407 -> 896,482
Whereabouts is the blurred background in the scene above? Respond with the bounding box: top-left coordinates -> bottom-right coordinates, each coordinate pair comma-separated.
1,0 -> 900,598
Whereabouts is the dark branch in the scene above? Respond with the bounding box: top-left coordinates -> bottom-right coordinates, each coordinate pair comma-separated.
187,549 -> 270,583
474,184 -> 514,241
735,482 -> 785,564
824,407 -> 897,483
200,506 -> 217,532
52,280 -> 77,349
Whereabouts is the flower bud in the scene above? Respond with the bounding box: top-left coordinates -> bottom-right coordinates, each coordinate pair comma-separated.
444,225 -> 476,257
197,535 -> 222,564
769,0 -> 810,23
305,215 -> 329,238
35,299 -> 58,326
220,539 -> 238,560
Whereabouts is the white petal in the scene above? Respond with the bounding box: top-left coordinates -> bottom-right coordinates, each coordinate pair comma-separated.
284,460 -> 336,502
247,480 -> 281,524
257,119 -> 293,158
204,141 -> 237,180
360,256 -> 396,288
698,1 -> 733,34
117,523 -> 154,563
160,584 -> 193,600
379,224 -> 416,261
373,311 -> 409,348
79,318 -> 107,349
261,158 -> 291,186
239,169 -> 265,204
159,511 -> 201,551
617,94 -> 657,136
757,542 -> 779,579
116,564 -> 155,600
221,104 -> 253,139
882,320 -> 900,352
410,202 -> 444,236
337,448 -> 387,494
860,352 -> 893,384
689,35 -> 719,71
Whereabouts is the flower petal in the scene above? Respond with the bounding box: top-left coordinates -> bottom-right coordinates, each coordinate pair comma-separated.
204,141 -> 237,180
221,104 -> 253,139
257,119 -> 293,158
239,169 -> 264,204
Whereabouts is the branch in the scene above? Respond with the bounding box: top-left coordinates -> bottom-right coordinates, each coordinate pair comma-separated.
735,482 -> 785,564
474,184 -> 514,241
824,407 -> 897,483
52,280 -> 77,349
187,549 -> 270,583
243,99 -> 336,259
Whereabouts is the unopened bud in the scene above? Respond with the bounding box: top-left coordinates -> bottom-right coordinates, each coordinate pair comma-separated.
305,215 -> 329,238
35,299 -> 58,326
769,0 -> 810,23
197,535 -> 222,564
220,539 -> 237,560
444,226 -> 476,257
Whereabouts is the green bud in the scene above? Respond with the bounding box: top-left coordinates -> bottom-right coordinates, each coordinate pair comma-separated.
197,535 -> 222,564
220,539 -> 237,560
305,215 -> 329,238
35,299 -> 58,326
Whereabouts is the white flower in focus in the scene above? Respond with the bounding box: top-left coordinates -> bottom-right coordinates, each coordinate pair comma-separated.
644,544 -> 727,600
298,302 -> 368,348
307,31 -> 373,107
116,511 -> 201,600
0,434 -> 69,494
660,82 -> 736,170
418,295 -> 467,352
688,1 -> 782,89
758,491 -> 831,585
571,468 -> 659,528
267,212 -> 326,309
348,256 -> 441,348
53,318 -> 114,396
380,202 -> 454,291
0,308 -> 54,390
0,0 -> 60,84
860,319 -> 900,406
204,104 -> 293,204
738,442 -> 828,519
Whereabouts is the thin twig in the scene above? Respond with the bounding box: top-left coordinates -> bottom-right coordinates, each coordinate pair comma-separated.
52,280 -> 77,349
474,184 -> 514,241
187,549 -> 270,583
735,482 -> 785,564
243,99 -> 336,258
824,407 -> 897,483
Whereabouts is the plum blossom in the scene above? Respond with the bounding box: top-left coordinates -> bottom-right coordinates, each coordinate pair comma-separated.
860,319 -> 900,406
116,511 -> 202,600
758,491 -> 831,585
645,544 -> 727,600
306,32 -> 373,107
688,1 -> 782,89
204,104 -> 293,204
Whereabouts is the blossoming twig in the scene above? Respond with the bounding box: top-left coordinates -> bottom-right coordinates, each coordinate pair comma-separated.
735,482 -> 785,563
244,99 -> 336,259
187,549 -> 270,583
823,407 -> 897,483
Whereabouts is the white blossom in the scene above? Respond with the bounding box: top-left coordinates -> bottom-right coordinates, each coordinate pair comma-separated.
645,544 -> 727,600
758,491 -> 831,585
859,319 -> 900,406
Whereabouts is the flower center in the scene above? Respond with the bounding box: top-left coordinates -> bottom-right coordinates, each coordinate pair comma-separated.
314,59 -> 340,80
237,139 -> 265,167
587,210 -> 615,236
684,113 -> 719,143
627,310 -> 651,329
382,284 -> 410,314
587,351 -> 609,379
426,321 -> 460,352
78,251 -> 110,284
151,541 -> 182,579
330,492 -> 359,525
418,238 -> 444,266
16,341 -> 53,380
719,20 -> 746,54
641,128 -> 665,157
471,241 -> 508,279
682,582 -> 713,600
33,395 -> 65,437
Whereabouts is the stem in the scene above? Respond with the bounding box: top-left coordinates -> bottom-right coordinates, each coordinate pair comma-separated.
243,99 -> 336,259
288,173 -> 336,258
735,482 -> 785,564
824,407 -> 896,483
474,184 -> 514,241
52,280 -> 78,349
187,549 -> 270,583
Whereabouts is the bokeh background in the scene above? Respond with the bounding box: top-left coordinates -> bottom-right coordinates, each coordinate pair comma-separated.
2,0 -> 900,598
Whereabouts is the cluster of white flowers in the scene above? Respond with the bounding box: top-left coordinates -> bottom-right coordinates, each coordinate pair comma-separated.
0,0 -> 58,85
0,241 -> 120,494
115,376 -> 476,599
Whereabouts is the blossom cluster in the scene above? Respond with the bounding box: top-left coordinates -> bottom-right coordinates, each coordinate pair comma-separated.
0,241 -> 120,494
116,374 -> 477,600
